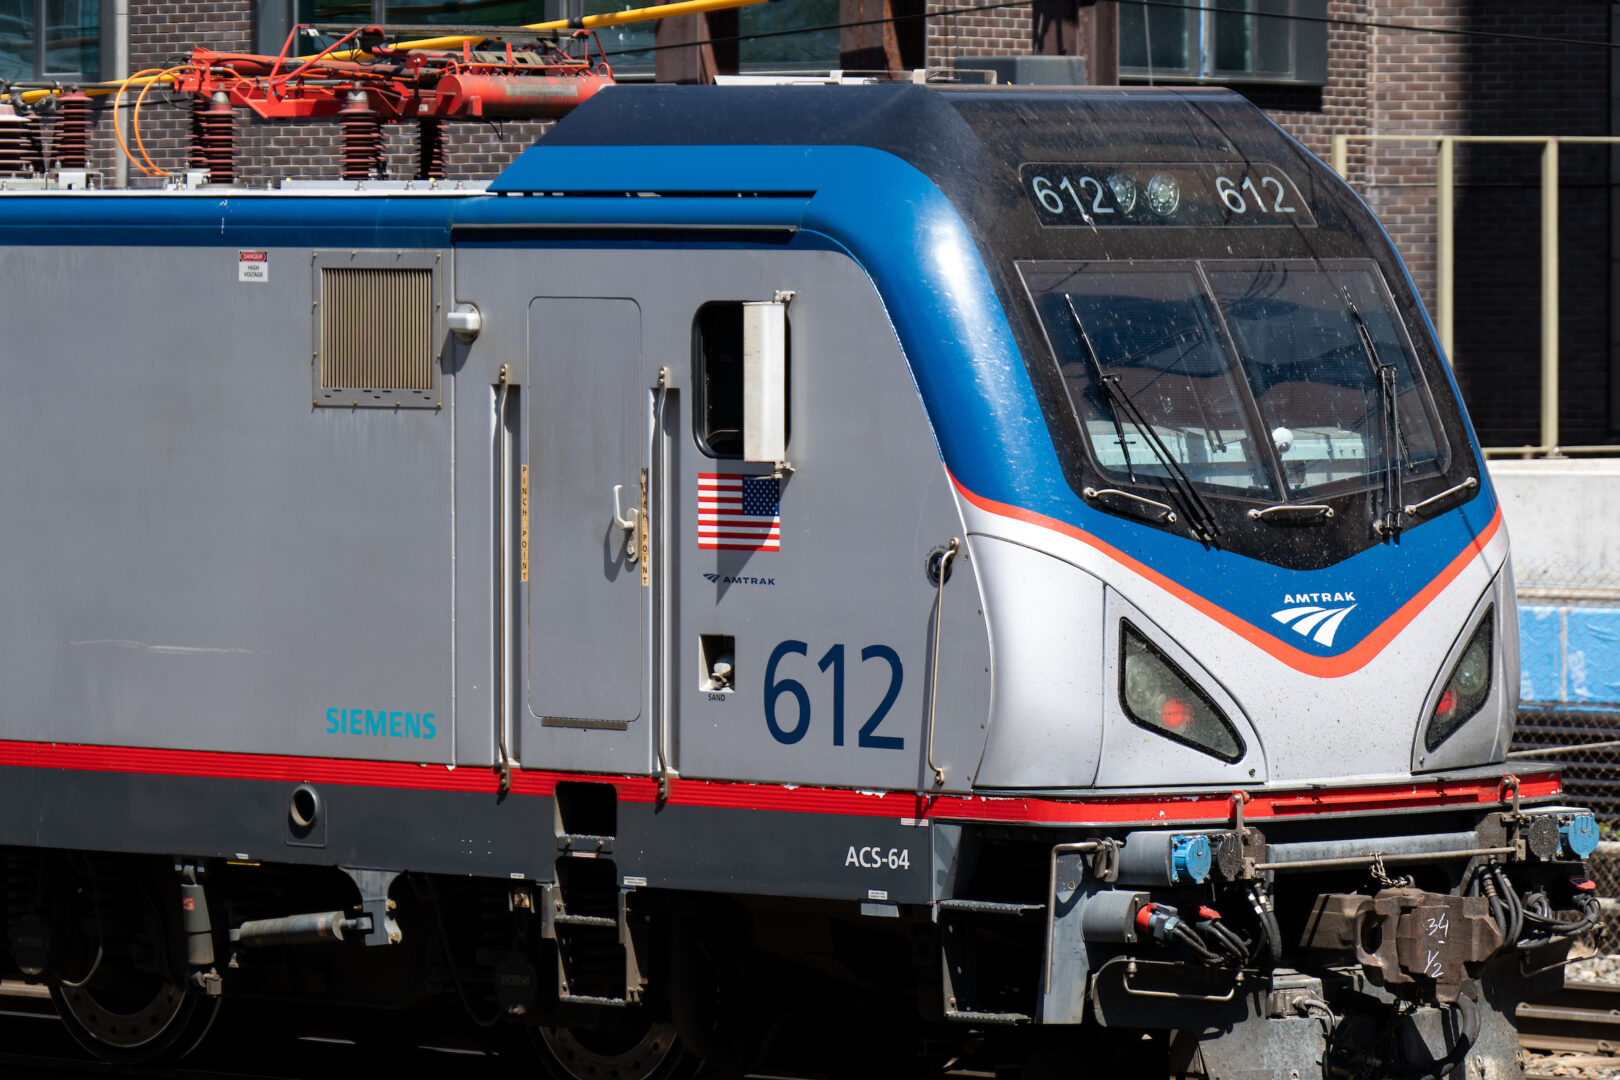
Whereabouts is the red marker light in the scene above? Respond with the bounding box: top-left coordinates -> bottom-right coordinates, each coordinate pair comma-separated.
1437,688 -> 1457,719
1161,698 -> 1191,729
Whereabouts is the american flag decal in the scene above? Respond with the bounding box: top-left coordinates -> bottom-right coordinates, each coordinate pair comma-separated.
698,473 -> 781,552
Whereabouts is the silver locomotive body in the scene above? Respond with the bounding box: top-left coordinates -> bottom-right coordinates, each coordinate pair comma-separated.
0,85 -> 1596,1078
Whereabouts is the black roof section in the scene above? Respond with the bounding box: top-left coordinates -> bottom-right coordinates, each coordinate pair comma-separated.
537,83 -> 1292,211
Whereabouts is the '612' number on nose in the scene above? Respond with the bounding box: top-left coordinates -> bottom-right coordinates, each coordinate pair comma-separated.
764,640 -> 904,749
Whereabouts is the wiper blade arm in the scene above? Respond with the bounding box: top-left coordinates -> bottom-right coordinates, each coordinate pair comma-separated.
1066,297 -> 1220,541
1342,288 -> 1406,536
1067,297 -> 1137,484
1107,386 -> 1222,541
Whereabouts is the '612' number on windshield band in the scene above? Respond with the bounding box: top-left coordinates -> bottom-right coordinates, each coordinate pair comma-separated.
1019,161 -> 1315,228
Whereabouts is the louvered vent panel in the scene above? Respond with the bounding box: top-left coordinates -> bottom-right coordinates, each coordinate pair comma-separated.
320,267 -> 435,391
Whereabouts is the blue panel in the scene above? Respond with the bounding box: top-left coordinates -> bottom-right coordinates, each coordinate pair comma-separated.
1519,604 -> 1564,705
1565,607 -> 1620,705
452,193 -> 809,231
1518,604 -> 1620,710
0,194 -> 458,248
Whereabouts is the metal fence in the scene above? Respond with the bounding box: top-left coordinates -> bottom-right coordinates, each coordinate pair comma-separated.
1513,709 -> 1620,823
1512,708 -> 1620,949
1329,133 -> 1620,458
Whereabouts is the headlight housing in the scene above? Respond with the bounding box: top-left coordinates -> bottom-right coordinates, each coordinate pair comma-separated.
1424,610 -> 1493,752
1120,621 -> 1244,762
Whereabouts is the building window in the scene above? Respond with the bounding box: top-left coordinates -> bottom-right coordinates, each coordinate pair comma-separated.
273,0 -> 838,76
0,0 -> 99,81
1119,0 -> 1326,85
579,0 -> 655,73
274,0 -> 563,53
737,0 -> 836,72
571,0 -> 840,78
295,0 -> 552,26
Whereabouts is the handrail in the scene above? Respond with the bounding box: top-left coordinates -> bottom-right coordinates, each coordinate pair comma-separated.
495,365 -> 513,794
1327,133 -> 1620,459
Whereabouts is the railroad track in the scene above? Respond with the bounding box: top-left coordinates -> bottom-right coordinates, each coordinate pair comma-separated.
1519,980 -> 1620,1056
9,979 -> 1620,1079
0,982 -> 866,1080
0,981 -> 521,1080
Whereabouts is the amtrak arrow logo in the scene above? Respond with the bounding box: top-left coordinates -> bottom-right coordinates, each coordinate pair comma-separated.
1271,593 -> 1358,648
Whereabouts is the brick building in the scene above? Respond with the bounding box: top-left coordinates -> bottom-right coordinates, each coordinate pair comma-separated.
2,0 -> 1613,444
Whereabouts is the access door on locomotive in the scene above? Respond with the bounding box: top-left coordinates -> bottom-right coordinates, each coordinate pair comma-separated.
451,240 -> 992,793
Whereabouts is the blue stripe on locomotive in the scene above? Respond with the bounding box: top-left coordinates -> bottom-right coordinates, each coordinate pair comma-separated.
0,139 -> 1499,659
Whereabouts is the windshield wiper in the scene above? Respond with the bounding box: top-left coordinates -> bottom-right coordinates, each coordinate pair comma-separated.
1066,297 -> 1221,543
1342,288 -> 1409,536
1066,296 -> 1138,484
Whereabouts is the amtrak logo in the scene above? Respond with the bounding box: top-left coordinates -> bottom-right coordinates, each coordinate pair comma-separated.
702,573 -> 776,586
1271,593 -> 1358,648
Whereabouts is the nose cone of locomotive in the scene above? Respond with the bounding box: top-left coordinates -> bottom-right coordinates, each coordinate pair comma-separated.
965,526 -> 1516,791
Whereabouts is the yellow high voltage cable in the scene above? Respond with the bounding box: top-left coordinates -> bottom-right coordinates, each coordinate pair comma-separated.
333,0 -> 776,58
9,70 -> 172,106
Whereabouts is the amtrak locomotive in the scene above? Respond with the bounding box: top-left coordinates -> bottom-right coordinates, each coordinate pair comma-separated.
0,83 -> 1600,1079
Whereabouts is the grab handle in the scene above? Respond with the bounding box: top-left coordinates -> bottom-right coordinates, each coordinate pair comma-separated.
612,484 -> 640,564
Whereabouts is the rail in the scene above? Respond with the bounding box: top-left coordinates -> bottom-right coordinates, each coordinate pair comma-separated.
1328,133 -> 1620,459
1518,980 -> 1620,1055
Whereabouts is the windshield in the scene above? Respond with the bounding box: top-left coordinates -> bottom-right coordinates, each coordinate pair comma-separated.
1039,269 -> 1275,500
1023,259 -> 1449,503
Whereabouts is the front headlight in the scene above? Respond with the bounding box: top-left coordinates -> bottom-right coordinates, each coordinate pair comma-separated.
1424,611 -> 1493,752
1120,622 -> 1244,762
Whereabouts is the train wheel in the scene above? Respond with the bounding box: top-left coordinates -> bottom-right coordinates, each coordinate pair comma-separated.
529,1012 -> 698,1080
51,975 -> 220,1065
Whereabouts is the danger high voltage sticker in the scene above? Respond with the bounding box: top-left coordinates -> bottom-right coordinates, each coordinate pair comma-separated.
238,250 -> 268,283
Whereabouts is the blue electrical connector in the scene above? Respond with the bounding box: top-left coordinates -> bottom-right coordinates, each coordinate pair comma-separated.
1561,812 -> 1600,859
1170,834 -> 1213,883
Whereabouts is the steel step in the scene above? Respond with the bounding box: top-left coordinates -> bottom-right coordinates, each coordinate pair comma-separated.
944,1008 -> 1031,1026
937,899 -> 1044,917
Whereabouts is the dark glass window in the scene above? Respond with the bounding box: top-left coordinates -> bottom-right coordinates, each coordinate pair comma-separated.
1120,0 -> 1325,85
1208,262 -> 1448,499
284,0 -> 835,74
1027,259 -> 1449,504
1119,0 -> 1192,75
1034,266 -> 1275,499
292,0 -> 562,51
738,0 -> 837,71
295,0 -> 370,26
579,0 -> 654,71
693,302 -> 791,459
0,0 -> 34,82
0,0 -> 97,81
384,0 -> 540,25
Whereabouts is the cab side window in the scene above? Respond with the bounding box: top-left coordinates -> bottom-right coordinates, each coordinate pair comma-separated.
693,301 -> 789,458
